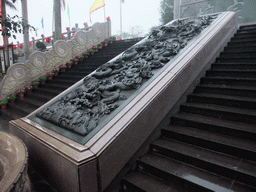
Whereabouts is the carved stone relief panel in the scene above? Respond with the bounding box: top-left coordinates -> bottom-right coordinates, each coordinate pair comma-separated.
35,14 -> 219,141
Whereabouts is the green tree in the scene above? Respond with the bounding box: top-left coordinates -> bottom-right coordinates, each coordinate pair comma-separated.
160,0 -> 174,25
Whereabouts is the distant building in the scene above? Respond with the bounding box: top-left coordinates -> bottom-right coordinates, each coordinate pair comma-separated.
174,0 -> 256,23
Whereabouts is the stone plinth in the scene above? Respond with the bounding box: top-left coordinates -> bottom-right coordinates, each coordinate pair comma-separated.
9,12 -> 237,192
0,132 -> 31,192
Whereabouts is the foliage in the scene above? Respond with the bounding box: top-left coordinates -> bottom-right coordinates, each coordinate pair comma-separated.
59,64 -> 67,69
7,94 -> 16,101
160,0 -> 174,25
25,85 -> 33,90
0,14 -> 37,39
46,72 -> 54,77
0,99 -> 8,105
32,81 -> 40,85
88,49 -> 95,53
52,68 -> 59,73
39,76 -> 47,81
66,61 -> 73,65
36,41 -> 46,51
16,89 -> 25,94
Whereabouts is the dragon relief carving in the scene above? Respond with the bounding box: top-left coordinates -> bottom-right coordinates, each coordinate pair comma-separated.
37,14 -> 219,136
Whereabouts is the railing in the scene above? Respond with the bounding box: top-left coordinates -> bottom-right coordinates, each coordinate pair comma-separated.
13,24 -> 92,56
0,19 -> 111,100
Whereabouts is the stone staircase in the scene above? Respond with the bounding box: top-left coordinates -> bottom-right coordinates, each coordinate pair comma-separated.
121,24 -> 256,192
0,39 -> 141,122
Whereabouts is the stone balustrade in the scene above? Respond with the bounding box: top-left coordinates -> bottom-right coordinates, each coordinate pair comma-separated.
0,21 -> 111,100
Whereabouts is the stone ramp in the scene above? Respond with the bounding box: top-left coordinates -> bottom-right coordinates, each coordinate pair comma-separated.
121,24 -> 256,192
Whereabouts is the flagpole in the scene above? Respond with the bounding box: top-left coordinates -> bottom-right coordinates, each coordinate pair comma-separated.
104,5 -> 106,21
120,0 -> 122,38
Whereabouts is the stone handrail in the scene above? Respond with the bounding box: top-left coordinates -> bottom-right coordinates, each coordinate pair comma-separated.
0,21 -> 111,100
14,25 -> 92,56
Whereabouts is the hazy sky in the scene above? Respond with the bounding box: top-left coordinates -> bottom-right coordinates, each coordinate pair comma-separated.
5,0 -> 162,45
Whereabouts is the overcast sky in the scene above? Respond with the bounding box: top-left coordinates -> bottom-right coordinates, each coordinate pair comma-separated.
4,0 -> 162,45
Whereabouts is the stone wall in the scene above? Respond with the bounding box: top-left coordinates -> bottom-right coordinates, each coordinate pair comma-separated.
175,0 -> 256,23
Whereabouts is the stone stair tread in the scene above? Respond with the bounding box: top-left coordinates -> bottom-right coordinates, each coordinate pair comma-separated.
231,37 -> 256,42
215,58 -> 256,63
163,124 -> 256,153
182,102 -> 256,118
197,84 -> 256,91
173,111 -> 256,134
15,96 -> 46,108
139,153 -> 235,192
225,45 -> 256,48
212,62 -> 256,66
189,92 -> 256,103
7,101 -> 37,116
239,25 -> 256,30
0,107 -> 26,121
36,86 -> 64,93
227,42 -> 256,47
202,76 -> 256,81
123,170 -> 181,192
208,68 -> 256,72
152,138 -> 256,178
25,92 -> 54,101
40,83 -> 70,90
235,32 -> 256,35
46,79 -> 78,84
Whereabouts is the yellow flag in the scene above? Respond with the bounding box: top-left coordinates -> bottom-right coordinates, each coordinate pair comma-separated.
90,0 -> 105,20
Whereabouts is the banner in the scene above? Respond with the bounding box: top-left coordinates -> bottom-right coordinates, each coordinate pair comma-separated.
67,4 -> 70,19
41,17 -> 44,28
89,0 -> 105,22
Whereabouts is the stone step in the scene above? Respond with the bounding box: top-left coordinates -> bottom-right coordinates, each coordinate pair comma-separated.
162,124 -> 256,162
179,103 -> 256,128
206,69 -> 256,78
234,33 -> 256,38
194,84 -> 256,97
123,170 -> 183,192
239,24 -> 256,30
151,138 -> 256,187
33,87 -> 62,97
55,74 -> 84,81
7,100 -> 38,116
211,63 -> 256,69
216,57 -> 256,63
227,41 -> 256,47
14,94 -> 45,109
187,92 -> 256,109
224,46 -> 256,52
237,29 -> 256,33
43,79 -> 78,86
231,37 -> 256,42
137,153 -> 254,191
220,52 -> 256,58
200,76 -> 256,86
